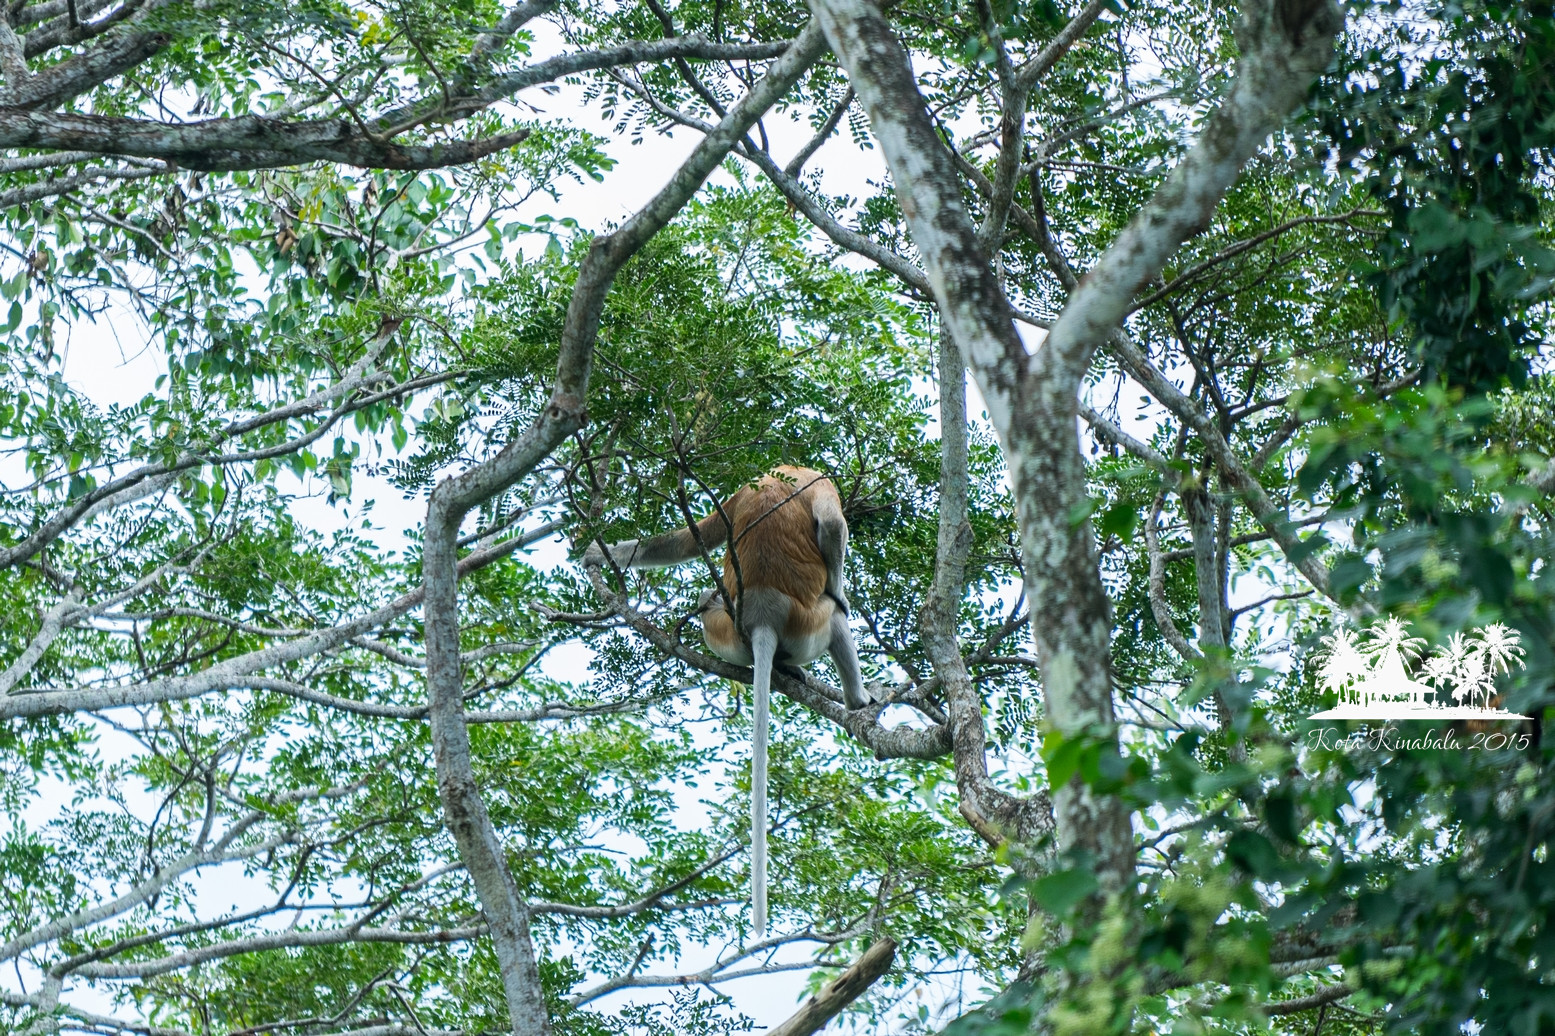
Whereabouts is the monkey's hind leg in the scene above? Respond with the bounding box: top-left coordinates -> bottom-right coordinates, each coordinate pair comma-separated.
828,608 -> 871,710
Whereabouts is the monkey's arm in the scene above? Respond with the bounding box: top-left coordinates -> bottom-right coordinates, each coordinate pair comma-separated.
582,500 -> 736,571
810,493 -> 850,614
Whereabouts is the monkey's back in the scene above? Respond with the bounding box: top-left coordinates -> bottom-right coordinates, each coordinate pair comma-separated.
723,466 -> 834,605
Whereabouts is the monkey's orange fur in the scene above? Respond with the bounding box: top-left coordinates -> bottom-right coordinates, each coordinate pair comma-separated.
701,466 -> 839,649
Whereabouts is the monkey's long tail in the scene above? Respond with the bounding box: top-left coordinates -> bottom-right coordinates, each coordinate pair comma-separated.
750,625 -> 777,937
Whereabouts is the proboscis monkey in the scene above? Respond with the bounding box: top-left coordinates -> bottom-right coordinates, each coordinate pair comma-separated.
582,467 -> 870,934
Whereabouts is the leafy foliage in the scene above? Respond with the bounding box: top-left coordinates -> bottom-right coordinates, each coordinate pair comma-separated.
1,0 -> 1553,1034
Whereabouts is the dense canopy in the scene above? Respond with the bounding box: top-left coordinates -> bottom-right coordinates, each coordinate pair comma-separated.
1,0 -> 1552,1034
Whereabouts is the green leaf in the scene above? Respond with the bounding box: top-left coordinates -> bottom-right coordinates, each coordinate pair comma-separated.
1097,501 -> 1138,541
1226,830 -> 1283,879
1029,868 -> 1100,916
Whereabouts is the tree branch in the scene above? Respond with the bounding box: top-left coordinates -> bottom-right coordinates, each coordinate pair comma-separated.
1264,983 -> 1354,1015
581,566 -> 953,761
1145,493 -> 1199,664
766,938 -> 897,1036
0,108 -> 532,171
1,521 -> 538,720
0,15 -> 30,84
921,326 -> 1053,850
784,85 -> 853,178
0,158 -> 169,208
